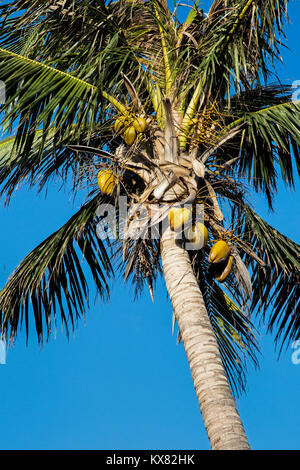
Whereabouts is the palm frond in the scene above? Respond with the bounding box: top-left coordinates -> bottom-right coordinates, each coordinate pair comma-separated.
240,99 -> 300,206
236,204 -> 300,352
0,195 -> 113,344
0,121 -> 116,204
124,237 -> 161,301
0,0 -> 134,91
199,0 -> 288,95
0,46 -> 100,161
219,87 -> 300,207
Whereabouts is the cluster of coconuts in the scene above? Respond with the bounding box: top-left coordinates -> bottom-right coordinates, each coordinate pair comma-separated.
114,114 -> 148,146
96,115 -> 148,194
168,207 -> 232,283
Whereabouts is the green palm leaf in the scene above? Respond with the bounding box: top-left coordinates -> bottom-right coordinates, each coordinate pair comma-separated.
239,205 -> 300,352
213,86 -> 300,207
0,195 -> 113,344
238,100 -> 300,198
199,0 -> 288,94
0,46 -> 100,153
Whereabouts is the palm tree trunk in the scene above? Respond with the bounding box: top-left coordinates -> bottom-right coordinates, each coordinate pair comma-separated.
161,227 -> 250,450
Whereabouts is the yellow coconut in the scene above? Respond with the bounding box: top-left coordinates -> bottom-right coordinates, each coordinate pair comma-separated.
168,207 -> 191,232
97,169 -> 116,195
114,116 -> 126,133
123,126 -> 137,146
133,116 -> 148,133
215,255 -> 233,282
208,240 -> 231,264
187,222 -> 209,249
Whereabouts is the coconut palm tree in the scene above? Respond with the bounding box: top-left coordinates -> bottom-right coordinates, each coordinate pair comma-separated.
0,0 -> 299,450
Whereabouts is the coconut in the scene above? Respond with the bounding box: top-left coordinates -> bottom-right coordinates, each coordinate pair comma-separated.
168,207 -> 191,232
114,116 -> 126,133
123,126 -> 137,146
97,169 -> 116,195
208,240 -> 231,264
132,116 -> 148,133
214,255 -> 234,282
187,222 -> 209,249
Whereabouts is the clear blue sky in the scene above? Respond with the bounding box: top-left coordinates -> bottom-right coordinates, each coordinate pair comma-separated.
0,1 -> 299,450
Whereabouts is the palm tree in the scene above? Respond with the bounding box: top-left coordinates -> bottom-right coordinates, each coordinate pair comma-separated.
0,0 -> 299,450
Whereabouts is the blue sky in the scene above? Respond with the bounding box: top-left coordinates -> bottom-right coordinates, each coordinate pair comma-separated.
0,1 -> 299,450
